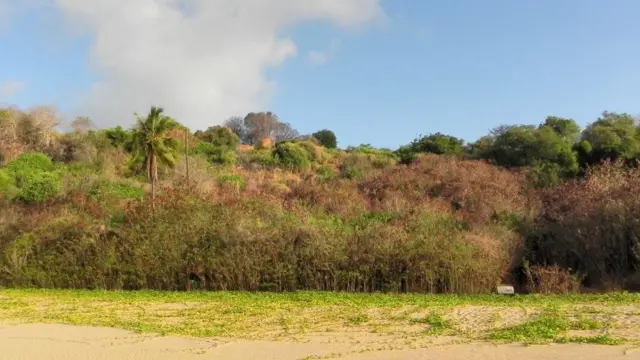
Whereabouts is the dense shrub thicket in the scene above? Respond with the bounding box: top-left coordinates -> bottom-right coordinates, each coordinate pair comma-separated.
1,106 -> 639,293
0,186 -> 514,292
524,162 -> 640,291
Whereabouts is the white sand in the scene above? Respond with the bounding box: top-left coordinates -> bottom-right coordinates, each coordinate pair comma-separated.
0,324 -> 637,360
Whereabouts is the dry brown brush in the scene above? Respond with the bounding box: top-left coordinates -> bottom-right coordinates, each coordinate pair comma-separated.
524,160 -> 640,291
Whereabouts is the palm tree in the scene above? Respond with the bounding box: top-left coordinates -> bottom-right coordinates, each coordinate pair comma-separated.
130,106 -> 179,200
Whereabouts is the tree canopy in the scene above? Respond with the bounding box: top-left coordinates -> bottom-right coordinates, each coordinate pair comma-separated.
225,112 -> 299,145
130,107 -> 180,193
408,132 -> 465,156
578,111 -> 640,166
312,129 -> 338,149
195,125 -> 241,150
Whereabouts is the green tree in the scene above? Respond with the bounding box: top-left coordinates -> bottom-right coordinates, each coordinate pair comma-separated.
193,126 -> 240,167
540,116 -> 581,141
130,106 -> 180,199
478,124 -> 579,185
533,126 -> 579,175
409,132 -> 465,156
104,126 -> 133,149
579,111 -> 639,166
195,125 -> 240,150
465,135 -> 494,160
478,125 -> 536,167
312,129 -> 338,149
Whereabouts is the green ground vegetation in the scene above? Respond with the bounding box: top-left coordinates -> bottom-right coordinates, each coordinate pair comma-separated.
0,290 -> 638,345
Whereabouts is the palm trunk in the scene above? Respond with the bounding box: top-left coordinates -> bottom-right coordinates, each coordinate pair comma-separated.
151,154 -> 157,200
151,176 -> 155,203
154,163 -> 158,183
146,149 -> 153,183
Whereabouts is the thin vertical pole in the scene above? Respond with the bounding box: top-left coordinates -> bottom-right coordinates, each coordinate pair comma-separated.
185,127 -> 190,187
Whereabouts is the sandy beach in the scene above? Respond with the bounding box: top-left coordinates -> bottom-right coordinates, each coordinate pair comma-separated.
1,323 -> 637,360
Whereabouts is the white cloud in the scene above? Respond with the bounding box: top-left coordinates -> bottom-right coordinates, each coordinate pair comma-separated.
307,38 -> 342,66
41,0 -> 385,130
1,80 -> 27,97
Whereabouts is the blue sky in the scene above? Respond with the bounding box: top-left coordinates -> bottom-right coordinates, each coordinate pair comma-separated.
2,0 -> 640,149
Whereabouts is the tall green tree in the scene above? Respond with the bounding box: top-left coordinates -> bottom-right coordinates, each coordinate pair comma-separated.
312,129 -> 338,149
578,111 -> 640,166
540,116 -> 581,142
409,132 -> 465,156
130,106 -> 179,199
476,124 -> 579,187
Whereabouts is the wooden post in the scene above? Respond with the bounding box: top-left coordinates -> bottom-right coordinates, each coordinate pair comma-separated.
185,127 -> 190,187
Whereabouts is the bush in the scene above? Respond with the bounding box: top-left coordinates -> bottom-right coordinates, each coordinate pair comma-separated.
0,170 -> 13,189
5,152 -> 54,174
523,263 -> 583,294
408,132 -> 465,156
0,170 -> 18,199
297,140 -> 322,162
312,129 -> 338,149
88,180 -> 144,200
193,142 -> 237,166
274,142 -> 311,172
395,145 -> 419,165
358,155 -> 529,226
17,171 -> 60,203
523,161 -> 640,290
192,141 -> 217,157
315,166 -> 335,181
0,189 -> 511,293
104,126 -> 133,148
527,161 -> 563,188
218,174 -> 246,191
349,144 -> 396,158
340,163 -> 365,179
241,150 -> 280,168
345,145 -> 397,171
1,153 -> 61,203
211,150 -> 237,166
196,126 -> 240,150
339,153 -> 390,179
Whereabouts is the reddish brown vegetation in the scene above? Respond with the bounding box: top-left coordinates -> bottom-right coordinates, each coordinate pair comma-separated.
359,155 -> 533,225
526,161 -> 640,291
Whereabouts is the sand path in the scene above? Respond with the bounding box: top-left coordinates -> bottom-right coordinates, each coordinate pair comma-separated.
1,324 -> 638,360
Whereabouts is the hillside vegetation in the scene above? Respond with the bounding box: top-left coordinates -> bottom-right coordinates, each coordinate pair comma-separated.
0,106 -> 639,293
